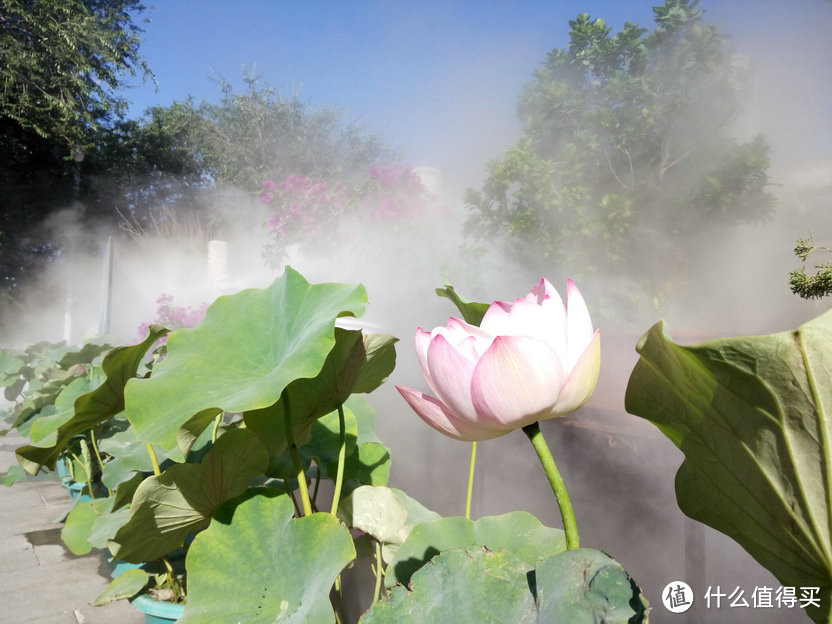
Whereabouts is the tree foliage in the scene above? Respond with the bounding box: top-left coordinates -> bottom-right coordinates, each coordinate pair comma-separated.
187,72 -> 394,190
466,0 -> 774,310
0,0 -> 152,298
0,0 -> 151,146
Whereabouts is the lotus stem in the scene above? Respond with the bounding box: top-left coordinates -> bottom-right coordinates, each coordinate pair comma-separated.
283,389 -> 312,516
311,466 -> 321,506
329,404 -> 347,516
145,443 -> 161,477
465,441 -> 477,520
211,412 -> 222,443
80,439 -> 94,499
372,539 -> 384,606
522,421 -> 579,550
89,429 -> 112,497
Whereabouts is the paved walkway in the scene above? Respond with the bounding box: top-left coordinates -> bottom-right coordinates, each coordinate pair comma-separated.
0,431 -> 143,624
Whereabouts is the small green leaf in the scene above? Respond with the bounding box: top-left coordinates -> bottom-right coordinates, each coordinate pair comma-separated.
62,497 -> 123,555
2,464 -> 28,486
93,568 -> 149,606
339,485 -> 409,544
435,285 -> 489,326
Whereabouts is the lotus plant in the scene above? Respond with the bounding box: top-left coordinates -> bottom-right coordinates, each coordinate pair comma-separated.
396,278 -> 600,549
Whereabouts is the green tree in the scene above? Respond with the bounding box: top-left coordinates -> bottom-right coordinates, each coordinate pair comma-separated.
0,0 -> 152,297
466,0 -> 774,315
194,72 -> 394,190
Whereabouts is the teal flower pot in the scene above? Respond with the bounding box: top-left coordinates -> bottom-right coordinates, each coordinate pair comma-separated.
131,594 -> 184,624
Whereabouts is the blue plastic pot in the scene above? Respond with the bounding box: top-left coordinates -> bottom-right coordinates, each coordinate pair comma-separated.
131,594 -> 184,624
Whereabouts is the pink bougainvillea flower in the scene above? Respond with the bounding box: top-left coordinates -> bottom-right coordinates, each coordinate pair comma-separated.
396,279 -> 600,441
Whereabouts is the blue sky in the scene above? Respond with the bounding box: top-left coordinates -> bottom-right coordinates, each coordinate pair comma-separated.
119,1 -> 832,192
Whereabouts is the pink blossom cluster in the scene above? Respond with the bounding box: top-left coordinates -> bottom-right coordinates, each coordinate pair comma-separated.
365,166 -> 426,221
137,294 -> 208,344
260,176 -> 349,240
260,165 -> 431,266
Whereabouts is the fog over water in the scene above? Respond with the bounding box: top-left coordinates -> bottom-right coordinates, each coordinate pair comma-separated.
3,2 -> 832,621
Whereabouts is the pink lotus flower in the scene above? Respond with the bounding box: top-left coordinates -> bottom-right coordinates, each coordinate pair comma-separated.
396,279 -> 600,441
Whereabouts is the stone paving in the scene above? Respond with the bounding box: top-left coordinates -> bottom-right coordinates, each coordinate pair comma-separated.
0,431 -> 143,624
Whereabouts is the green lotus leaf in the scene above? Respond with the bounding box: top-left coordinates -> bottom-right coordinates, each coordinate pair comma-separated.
363,547 -> 647,623
109,428 -> 269,563
93,568 -> 149,606
179,489 -> 355,624
299,405 -> 359,480
337,486 -> 441,563
1,464 -> 28,486
385,511 -> 566,589
534,548 -> 649,622
15,326 -> 168,474
0,349 -> 24,384
110,471 -> 144,511
625,310 -> 832,624
57,340 -> 114,369
62,497 -> 130,555
339,485 -> 409,544
352,332 -> 399,394
125,269 -> 366,451
99,425 -> 159,490
338,441 -> 390,497
29,375 -> 98,446
244,326 -> 393,466
362,547 -> 536,623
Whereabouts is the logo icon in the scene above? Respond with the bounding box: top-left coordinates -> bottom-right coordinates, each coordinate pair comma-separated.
662,581 -> 693,613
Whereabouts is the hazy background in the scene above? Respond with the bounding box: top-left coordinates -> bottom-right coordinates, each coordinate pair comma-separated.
3,1 -> 831,622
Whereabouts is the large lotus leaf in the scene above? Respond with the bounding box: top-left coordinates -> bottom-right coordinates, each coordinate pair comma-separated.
244,327 -> 394,464
625,310 -> 832,624
534,548 -> 649,622
179,489 -> 355,624
126,268 -> 367,451
362,547 -> 537,623
15,326 -> 168,474
385,511 -> 566,588
109,428 -> 269,563
363,547 -> 647,624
